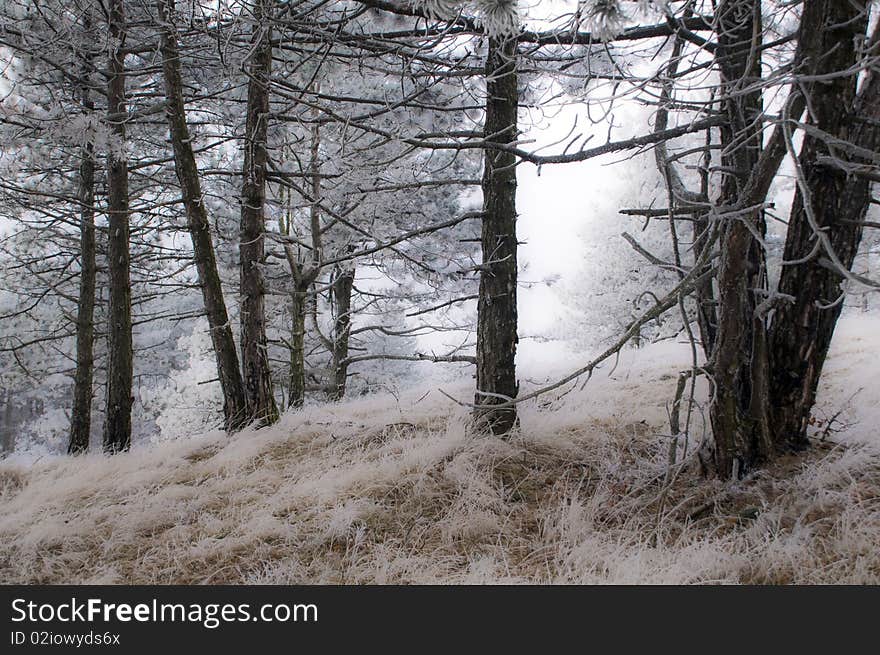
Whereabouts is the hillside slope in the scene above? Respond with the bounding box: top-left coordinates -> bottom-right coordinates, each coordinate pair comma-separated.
1,317 -> 879,584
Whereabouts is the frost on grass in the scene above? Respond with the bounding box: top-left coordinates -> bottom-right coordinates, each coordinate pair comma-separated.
1,317 -> 879,584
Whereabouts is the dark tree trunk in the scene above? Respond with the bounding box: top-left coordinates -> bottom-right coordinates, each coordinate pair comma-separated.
693,115 -> 716,358
287,285 -> 308,409
297,126 -> 329,402
239,0 -> 278,427
692,216 -> 717,358
655,18 -> 716,360
68,143 -> 97,454
68,20 -> 97,456
1,391 -> 14,454
102,0 -> 133,454
157,0 -> 248,432
474,35 -> 519,436
328,266 -> 354,402
770,3 -> 875,449
67,143 -> 97,455
708,0 -> 767,477
283,105 -> 325,409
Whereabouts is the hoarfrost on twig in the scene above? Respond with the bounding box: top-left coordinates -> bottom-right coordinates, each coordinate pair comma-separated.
475,0 -> 521,37
414,0 -> 522,37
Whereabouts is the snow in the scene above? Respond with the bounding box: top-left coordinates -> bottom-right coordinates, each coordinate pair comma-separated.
1,315 -> 878,584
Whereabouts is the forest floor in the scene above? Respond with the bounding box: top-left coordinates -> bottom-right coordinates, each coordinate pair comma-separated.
1,316 -> 879,584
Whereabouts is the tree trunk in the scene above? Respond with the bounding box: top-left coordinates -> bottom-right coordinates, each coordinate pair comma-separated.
474,35 -> 519,436
157,0 -> 248,432
239,0 -> 278,427
68,143 -> 97,455
692,216 -> 717,358
102,0 -> 133,454
287,285 -> 307,409
68,19 -> 97,456
708,0 -> 767,477
329,266 -> 354,402
1,391 -> 14,455
769,2 -> 875,449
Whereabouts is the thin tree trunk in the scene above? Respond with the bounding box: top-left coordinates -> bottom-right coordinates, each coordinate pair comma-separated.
68,18 -> 97,455
708,0 -> 767,477
239,0 -> 278,427
329,266 -> 354,401
654,15 -> 716,359
1,391 -> 14,454
157,0 -> 247,431
692,215 -> 717,358
287,285 -> 307,409
102,0 -> 133,453
770,2 -> 875,449
474,34 -> 519,436
283,115 -> 325,409
68,144 -> 97,454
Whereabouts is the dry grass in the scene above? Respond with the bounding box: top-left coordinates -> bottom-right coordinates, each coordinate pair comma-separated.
1,321 -> 879,584
1,400 -> 877,584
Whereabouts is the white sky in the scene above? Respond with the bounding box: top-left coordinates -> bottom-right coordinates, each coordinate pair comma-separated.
516,94 -> 653,337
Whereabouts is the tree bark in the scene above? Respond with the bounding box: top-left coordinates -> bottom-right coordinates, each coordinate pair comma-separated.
329,265 -> 354,401
239,0 -> 278,427
287,284 -> 308,409
282,116 -> 325,409
692,215 -> 717,358
68,143 -> 97,454
157,0 -> 248,432
769,2 -> 875,449
68,18 -> 97,456
474,35 -> 519,436
708,0 -> 767,477
102,0 -> 133,454
1,391 -> 14,455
